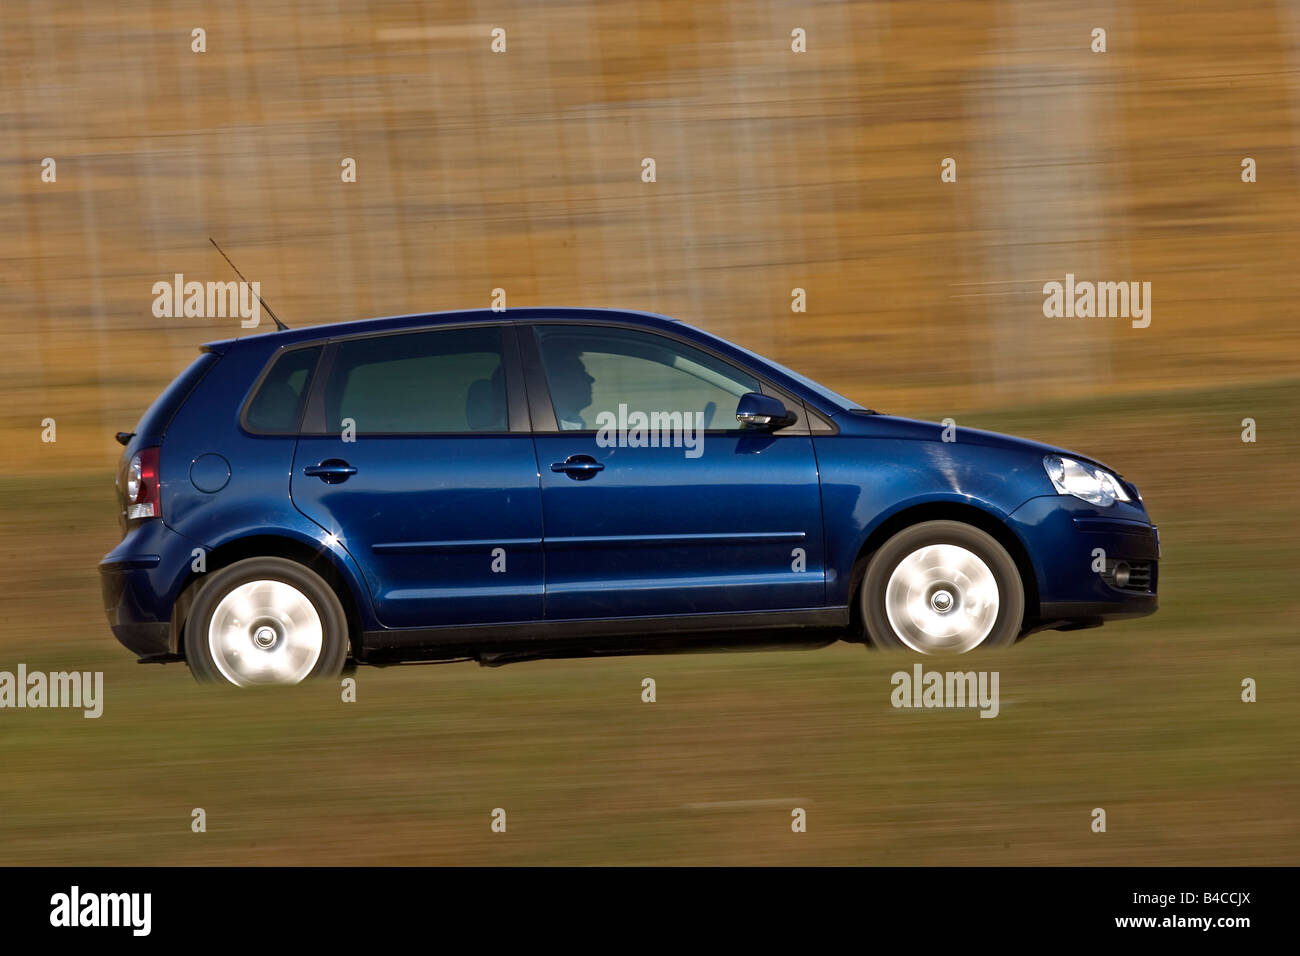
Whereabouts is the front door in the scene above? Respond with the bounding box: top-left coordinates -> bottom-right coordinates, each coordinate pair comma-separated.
522,322 -> 826,620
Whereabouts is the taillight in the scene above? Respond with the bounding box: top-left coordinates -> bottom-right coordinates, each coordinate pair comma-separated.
126,447 -> 161,521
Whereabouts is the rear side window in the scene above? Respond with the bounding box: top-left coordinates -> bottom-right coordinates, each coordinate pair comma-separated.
244,346 -> 321,433
322,327 -> 507,435
135,351 -> 220,438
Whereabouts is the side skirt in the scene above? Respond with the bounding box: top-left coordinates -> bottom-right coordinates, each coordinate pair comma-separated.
360,607 -> 850,665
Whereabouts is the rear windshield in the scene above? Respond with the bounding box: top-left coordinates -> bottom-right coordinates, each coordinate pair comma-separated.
134,351 -> 220,438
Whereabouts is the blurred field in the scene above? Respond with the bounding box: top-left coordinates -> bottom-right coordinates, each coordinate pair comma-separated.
1,380 -> 1295,866
0,1 -> 1297,864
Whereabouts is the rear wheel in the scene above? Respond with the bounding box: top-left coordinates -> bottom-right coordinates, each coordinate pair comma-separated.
184,557 -> 348,686
861,520 -> 1023,654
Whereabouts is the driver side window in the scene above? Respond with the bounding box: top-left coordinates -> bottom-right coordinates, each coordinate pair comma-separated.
533,325 -> 762,431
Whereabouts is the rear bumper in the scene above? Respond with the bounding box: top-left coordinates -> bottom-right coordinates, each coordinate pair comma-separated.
109,620 -> 171,657
99,522 -> 197,657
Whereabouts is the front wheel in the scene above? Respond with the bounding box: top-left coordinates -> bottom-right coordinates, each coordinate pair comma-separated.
184,557 -> 349,686
861,521 -> 1024,654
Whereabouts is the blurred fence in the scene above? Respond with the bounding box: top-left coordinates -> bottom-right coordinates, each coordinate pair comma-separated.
1,1 -> 1297,476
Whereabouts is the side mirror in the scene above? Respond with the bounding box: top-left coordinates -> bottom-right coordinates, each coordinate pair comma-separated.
735,392 -> 796,430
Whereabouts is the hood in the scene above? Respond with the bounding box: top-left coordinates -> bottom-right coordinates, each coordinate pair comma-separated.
832,412 -> 1108,469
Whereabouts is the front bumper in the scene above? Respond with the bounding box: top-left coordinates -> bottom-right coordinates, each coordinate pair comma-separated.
1008,495 -> 1159,627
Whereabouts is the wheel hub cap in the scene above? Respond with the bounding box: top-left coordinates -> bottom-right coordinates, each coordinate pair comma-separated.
207,580 -> 323,686
885,544 -> 1000,654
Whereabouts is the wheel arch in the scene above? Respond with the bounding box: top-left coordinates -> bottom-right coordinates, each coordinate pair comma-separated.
845,500 -> 1040,636
169,533 -> 367,660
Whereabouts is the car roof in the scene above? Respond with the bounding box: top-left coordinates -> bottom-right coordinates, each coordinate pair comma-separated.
202,307 -> 683,352
200,306 -> 864,414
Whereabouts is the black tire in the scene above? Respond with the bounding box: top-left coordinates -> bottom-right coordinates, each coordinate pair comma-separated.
184,557 -> 349,686
861,520 -> 1024,654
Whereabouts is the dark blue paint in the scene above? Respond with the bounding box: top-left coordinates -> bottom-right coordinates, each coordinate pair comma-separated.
290,434 -> 544,628
533,433 -> 825,618
188,453 -> 231,493
99,307 -> 1158,660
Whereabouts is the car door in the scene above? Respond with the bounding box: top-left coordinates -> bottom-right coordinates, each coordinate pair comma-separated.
290,323 -> 543,629
521,321 -> 826,620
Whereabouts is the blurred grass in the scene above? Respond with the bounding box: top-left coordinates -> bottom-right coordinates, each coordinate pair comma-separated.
2,639 -> 1296,866
0,379 -> 1294,865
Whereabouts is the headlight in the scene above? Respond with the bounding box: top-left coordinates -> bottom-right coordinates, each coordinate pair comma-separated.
1042,455 -> 1131,507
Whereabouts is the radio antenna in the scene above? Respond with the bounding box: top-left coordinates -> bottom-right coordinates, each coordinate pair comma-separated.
208,237 -> 289,331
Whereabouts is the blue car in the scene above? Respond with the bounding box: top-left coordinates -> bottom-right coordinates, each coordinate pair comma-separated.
100,308 -> 1158,685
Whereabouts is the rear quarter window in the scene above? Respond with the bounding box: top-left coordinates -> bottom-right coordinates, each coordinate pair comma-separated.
134,351 -> 221,438
243,346 -> 322,433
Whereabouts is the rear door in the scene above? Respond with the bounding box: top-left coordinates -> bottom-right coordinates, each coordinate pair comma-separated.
290,323 -> 543,629
521,322 -> 826,620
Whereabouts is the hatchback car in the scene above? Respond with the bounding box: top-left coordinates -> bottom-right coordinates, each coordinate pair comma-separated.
100,308 -> 1158,685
